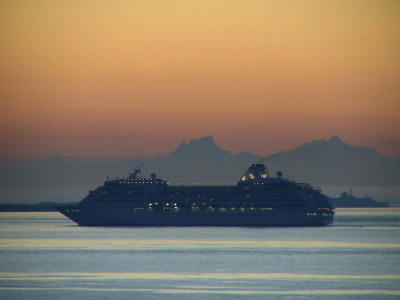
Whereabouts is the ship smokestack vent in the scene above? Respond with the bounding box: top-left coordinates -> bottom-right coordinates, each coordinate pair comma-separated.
240,163 -> 269,182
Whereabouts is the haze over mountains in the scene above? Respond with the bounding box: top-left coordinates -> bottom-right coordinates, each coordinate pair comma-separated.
142,135 -> 400,186
0,136 -> 399,204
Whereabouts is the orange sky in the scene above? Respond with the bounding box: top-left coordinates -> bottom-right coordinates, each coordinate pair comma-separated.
1,0 -> 399,157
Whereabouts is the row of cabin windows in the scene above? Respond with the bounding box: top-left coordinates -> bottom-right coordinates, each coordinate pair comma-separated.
91,196 -> 306,206
133,206 -> 322,213
138,206 -> 275,212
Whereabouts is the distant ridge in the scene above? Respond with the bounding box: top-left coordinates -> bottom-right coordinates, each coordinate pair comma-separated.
262,136 -> 399,186
162,135 -> 234,163
144,135 -> 261,184
121,135 -> 399,186
0,135 -> 399,204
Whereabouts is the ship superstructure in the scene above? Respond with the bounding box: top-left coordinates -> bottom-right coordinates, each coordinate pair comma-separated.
58,164 -> 334,226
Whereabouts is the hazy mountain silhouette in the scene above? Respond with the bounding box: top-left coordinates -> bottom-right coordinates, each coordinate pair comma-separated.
133,135 -> 399,186
139,135 -> 261,184
0,135 -> 399,203
263,136 -> 399,186
166,135 -> 232,162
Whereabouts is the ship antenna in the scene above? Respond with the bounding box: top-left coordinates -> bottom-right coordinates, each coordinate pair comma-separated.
130,163 -> 144,179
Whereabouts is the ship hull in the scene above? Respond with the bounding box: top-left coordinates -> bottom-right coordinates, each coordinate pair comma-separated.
59,206 -> 333,227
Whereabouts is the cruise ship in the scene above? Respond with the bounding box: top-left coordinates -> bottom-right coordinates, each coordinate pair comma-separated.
58,164 -> 334,226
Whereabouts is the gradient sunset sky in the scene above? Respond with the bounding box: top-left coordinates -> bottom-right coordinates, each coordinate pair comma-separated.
1,0 -> 399,158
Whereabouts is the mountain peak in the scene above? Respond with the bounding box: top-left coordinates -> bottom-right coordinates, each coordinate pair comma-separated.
288,135 -> 385,164
168,135 -> 233,162
189,135 -> 214,144
178,135 -> 217,149
327,136 -> 343,144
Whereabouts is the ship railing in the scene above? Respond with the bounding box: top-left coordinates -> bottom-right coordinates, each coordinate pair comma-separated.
296,183 -> 321,191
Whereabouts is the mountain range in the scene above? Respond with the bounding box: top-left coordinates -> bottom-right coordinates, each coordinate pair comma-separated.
137,135 -> 399,185
0,135 -> 399,203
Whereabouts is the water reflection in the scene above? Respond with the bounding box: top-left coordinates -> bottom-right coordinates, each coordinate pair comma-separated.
0,209 -> 399,299
1,238 -> 399,250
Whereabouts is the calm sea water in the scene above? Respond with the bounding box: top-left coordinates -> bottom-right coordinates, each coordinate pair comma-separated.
0,208 -> 399,300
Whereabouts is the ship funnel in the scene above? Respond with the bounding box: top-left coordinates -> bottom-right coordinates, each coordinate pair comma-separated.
240,164 -> 269,182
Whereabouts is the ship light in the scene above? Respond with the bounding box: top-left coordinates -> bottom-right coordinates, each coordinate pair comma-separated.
242,176 -> 246,181
249,174 -> 255,179
261,173 -> 267,179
